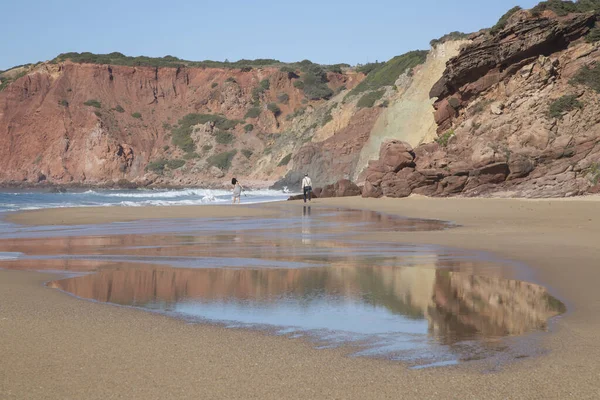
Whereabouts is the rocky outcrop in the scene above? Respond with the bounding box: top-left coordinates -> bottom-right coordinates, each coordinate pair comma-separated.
287,179 -> 361,200
430,10 -> 597,132
361,9 -> 600,199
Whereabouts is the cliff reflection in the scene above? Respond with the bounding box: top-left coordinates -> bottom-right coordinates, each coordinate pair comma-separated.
50,264 -> 564,343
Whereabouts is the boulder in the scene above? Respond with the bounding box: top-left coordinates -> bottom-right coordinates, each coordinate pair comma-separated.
334,179 -> 361,197
362,180 -> 383,198
379,140 -> 415,172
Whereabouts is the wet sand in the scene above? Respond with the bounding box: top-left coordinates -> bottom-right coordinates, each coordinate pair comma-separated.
6,204 -> 274,226
2,197 -> 600,398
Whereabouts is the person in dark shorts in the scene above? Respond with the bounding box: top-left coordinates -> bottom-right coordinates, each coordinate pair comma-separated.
301,173 -> 312,203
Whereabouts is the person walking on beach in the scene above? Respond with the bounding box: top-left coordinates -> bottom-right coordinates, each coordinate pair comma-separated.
301,173 -> 312,203
231,178 -> 243,204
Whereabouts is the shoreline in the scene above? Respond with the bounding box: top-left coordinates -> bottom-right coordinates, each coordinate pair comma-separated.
4,204 -> 276,226
2,196 -> 600,398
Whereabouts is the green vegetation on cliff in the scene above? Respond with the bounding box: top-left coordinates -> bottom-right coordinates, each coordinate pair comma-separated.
570,63 -> 600,92
586,26 -> 600,42
278,154 -> 292,166
171,113 -> 241,153
348,50 -> 428,97
490,6 -> 521,34
548,95 -> 583,118
298,64 -> 333,100
430,31 -> 470,47
267,103 -> 281,116
207,150 -> 237,171
146,159 -> 186,174
52,52 -> 284,69
242,149 -> 253,158
84,99 -> 102,108
435,129 -> 455,147
357,89 -> 385,108
0,70 -> 27,92
214,130 -> 235,145
531,0 -> 600,16
244,107 -> 261,119
50,52 -> 354,74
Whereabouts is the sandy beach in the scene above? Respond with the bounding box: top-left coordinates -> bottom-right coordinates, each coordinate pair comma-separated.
5,204 -> 275,226
2,197 -> 600,399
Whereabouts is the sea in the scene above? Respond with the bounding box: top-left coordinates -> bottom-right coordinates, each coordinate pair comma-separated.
0,187 -> 293,213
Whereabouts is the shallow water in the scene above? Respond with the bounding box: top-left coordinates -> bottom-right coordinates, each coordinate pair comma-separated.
0,187 -> 291,212
0,206 -> 565,367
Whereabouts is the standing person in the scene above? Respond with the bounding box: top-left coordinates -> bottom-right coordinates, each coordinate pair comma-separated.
301,173 -> 312,203
231,178 -> 243,204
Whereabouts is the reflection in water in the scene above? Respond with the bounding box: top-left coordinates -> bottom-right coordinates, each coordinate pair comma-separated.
0,206 -> 565,366
49,265 -> 564,346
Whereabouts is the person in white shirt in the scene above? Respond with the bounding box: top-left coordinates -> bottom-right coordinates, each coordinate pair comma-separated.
301,174 -> 313,203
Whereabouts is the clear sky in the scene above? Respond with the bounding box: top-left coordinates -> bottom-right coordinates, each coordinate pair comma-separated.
1,0 -> 543,71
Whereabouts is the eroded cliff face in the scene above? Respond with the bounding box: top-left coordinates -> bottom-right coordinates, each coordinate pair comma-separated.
275,43 -> 465,189
364,9 -> 600,198
0,61 -> 358,187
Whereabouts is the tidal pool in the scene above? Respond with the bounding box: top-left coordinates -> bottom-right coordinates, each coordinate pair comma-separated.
0,206 -> 565,367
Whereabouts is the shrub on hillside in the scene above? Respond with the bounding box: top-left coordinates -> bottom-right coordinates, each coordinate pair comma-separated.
244,123 -> 254,132
146,158 -> 185,174
301,64 -> 333,100
548,95 -> 583,118
242,149 -> 253,158
357,89 -> 385,108
84,99 -> 102,108
183,152 -> 201,160
327,64 -> 349,74
293,80 -> 304,89
214,130 -> 234,144
171,113 -> 241,153
245,107 -> 261,119
114,105 -> 125,113
435,129 -> 455,147
356,62 -> 383,75
167,159 -> 185,169
348,51 -> 428,97
321,108 -> 333,125
490,6 -> 521,35
259,79 -> 270,90
207,150 -> 237,171
586,26 -> 600,43
277,93 -> 289,104
267,103 -> 281,116
202,144 -> 213,152
58,99 -> 69,107
211,82 -> 218,88
278,153 -> 292,166
531,0 -> 600,17
131,112 -> 142,119
430,31 -> 469,47
570,64 -> 600,92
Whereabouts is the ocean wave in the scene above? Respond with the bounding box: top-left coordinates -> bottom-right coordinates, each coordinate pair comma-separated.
0,252 -> 23,260
0,188 -> 293,213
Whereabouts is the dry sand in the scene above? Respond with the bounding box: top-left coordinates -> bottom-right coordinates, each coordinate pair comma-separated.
2,196 -> 600,399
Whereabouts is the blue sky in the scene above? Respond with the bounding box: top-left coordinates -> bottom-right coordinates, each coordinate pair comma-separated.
1,0 -> 542,71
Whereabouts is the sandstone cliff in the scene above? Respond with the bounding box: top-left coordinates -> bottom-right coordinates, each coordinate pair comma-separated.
0,58 -> 360,187
363,7 -> 600,198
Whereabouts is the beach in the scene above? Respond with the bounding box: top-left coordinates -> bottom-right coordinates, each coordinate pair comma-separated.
2,196 -> 600,399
